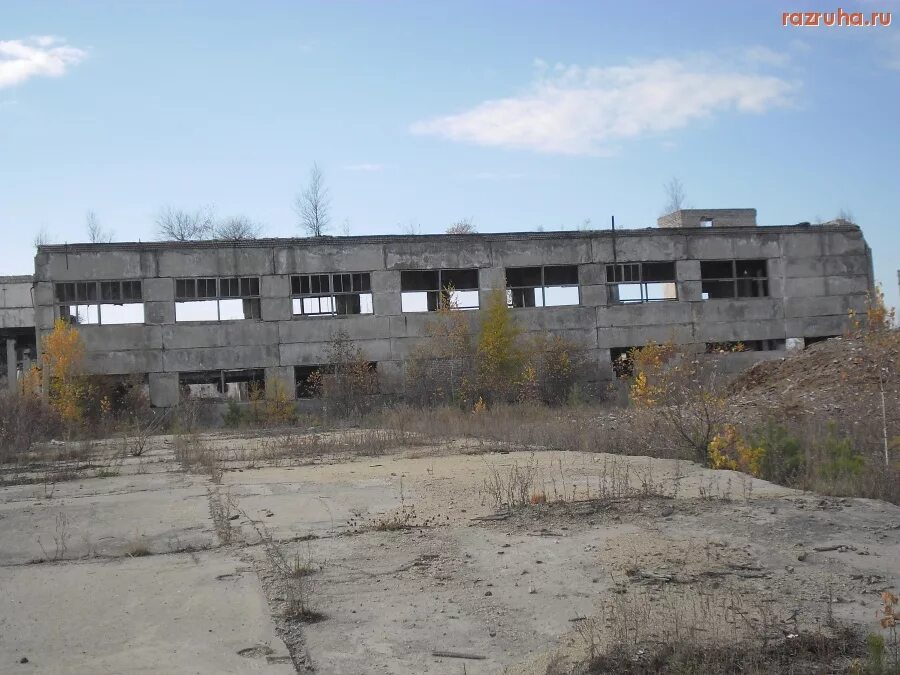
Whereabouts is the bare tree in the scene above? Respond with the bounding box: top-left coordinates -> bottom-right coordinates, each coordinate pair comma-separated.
214,215 -> 262,241
156,206 -> 215,241
836,208 -> 856,225
662,177 -> 686,215
296,162 -> 331,237
33,227 -> 52,248
86,210 -> 113,243
446,217 -> 476,234
400,220 -> 422,235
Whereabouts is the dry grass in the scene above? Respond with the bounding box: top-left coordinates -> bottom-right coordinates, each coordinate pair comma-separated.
479,452 -> 678,510
573,585 -> 871,675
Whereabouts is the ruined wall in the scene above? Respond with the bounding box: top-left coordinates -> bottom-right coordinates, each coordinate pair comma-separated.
0,276 -> 35,330
32,223 -> 872,406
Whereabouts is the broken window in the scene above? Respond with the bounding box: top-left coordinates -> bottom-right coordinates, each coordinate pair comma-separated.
290,272 -> 373,316
610,347 -> 635,378
175,277 -> 261,322
605,262 -> 677,304
400,268 -> 479,312
55,280 -> 145,325
178,368 -> 264,401
704,340 -> 782,354
294,362 -> 378,399
700,260 -> 768,300
506,265 -> 579,308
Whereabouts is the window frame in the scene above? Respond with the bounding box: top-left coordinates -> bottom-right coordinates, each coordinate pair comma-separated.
174,276 -> 262,322
505,265 -> 580,308
290,272 -> 373,317
54,280 -> 145,325
699,259 -> 769,300
605,262 -> 677,304
399,268 -> 480,312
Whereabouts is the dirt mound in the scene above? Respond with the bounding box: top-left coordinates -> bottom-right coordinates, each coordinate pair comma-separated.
729,334 -> 899,416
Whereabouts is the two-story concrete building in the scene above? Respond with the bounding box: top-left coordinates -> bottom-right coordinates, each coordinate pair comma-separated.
19,208 -> 872,407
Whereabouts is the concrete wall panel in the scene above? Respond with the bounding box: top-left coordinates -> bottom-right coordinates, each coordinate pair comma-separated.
694,319 -> 786,342
489,239 -> 591,267
597,323 -> 695,348
826,275 -> 870,296
85,349 -> 163,374
79,325 -> 163,352
162,345 -> 279,371
275,244 -> 386,275
597,302 -> 692,328
162,322 -> 278,349
686,235 -> 734,259
46,251 -> 145,280
616,234 -> 686,261
278,316 -> 390,343
691,299 -> 783,323
385,241 -> 492,270
785,315 -> 850,338
280,338 -> 392,364
783,276 -> 827,297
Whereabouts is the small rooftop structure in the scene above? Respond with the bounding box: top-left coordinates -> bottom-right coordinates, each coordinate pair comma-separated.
657,209 -> 757,229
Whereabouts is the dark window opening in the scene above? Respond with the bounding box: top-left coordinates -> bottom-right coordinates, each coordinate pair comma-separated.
294,362 -> 378,399
400,269 -> 479,312
610,347 -> 635,378
179,368 -> 264,401
606,262 -> 677,304
506,265 -> 579,308
291,272 -> 373,316
804,335 -> 838,348
705,340 -> 783,354
700,260 -> 769,300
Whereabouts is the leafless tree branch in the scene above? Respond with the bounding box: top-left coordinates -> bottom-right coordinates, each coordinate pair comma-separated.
86,210 -> 114,243
214,215 -> 262,241
33,227 -> 53,248
296,162 -> 331,237
156,206 -> 216,241
662,177 -> 687,215
446,217 -> 476,234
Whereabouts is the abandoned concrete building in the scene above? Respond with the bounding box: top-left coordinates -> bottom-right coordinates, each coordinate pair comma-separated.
0,208 -> 874,407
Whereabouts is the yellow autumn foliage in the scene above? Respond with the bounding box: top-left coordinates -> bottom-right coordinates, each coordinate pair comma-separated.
707,424 -> 766,477
41,318 -> 88,424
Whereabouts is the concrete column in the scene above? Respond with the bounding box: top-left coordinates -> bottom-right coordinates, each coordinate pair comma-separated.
148,372 -> 180,408
6,338 -> 15,394
265,366 -> 297,400
478,267 -> 505,307
371,271 -> 401,316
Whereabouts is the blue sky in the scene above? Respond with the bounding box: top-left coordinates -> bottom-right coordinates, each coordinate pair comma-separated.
1,1 -> 898,308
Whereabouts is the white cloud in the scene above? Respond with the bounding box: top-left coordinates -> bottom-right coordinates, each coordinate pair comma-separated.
0,36 -> 87,90
411,56 -> 795,155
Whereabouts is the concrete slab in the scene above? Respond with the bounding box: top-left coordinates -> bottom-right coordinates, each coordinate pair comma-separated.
0,551 -> 293,674
0,472 -> 214,564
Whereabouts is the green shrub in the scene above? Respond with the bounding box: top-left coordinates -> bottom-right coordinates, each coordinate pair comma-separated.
752,421 -> 805,484
820,433 -> 864,481
222,399 -> 246,428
